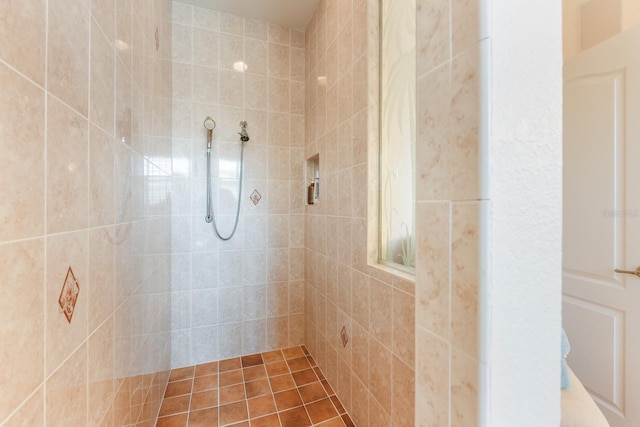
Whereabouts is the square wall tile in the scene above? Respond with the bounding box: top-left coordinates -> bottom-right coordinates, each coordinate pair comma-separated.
0,240 -> 45,422
48,0 -> 90,116
0,0 -> 46,86
0,63 -> 45,242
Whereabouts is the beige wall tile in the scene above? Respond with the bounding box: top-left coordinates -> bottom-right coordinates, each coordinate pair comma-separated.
220,12 -> 244,36
451,202 -> 481,359
393,289 -> 415,367
88,318 -> 115,426
89,125 -> 116,228
48,0 -> 90,116
46,97 -> 89,233
416,65 -> 451,202
3,386 -> 44,427
46,344 -> 88,426
449,44 -> 482,201
115,0 -> 132,70
370,279 -> 392,348
88,227 -> 116,331
452,0 -> 481,56
193,6 -> 218,31
369,338 -> 392,413
268,43 -> 290,79
415,329 -> 449,426
416,0 -> 450,77
219,33 -> 243,71
0,0 -> 46,86
392,356 -> 415,427
369,392 -> 392,427
0,240 -> 45,422
451,349 -> 479,427
0,63 -> 45,242
415,202 -> 450,339
90,20 -> 116,134
46,230 -> 89,375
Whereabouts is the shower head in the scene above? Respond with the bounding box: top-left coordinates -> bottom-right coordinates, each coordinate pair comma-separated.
204,116 -> 216,131
238,121 -> 249,143
204,116 -> 216,150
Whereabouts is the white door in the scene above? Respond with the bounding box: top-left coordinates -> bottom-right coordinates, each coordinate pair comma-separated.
563,24 -> 640,427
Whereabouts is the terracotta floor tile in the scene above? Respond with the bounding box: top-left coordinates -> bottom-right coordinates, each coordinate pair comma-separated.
194,362 -> 218,377
279,406 -> 311,427
269,374 -> 296,392
292,369 -> 317,387
316,417 -> 346,427
273,389 -> 303,411
192,374 -> 218,392
218,401 -> 248,425
266,361 -> 289,377
306,398 -> 339,424
342,414 -> 356,427
241,353 -> 264,367
219,369 -> 244,387
243,365 -> 267,381
299,382 -> 328,404
187,407 -> 217,426
156,413 -> 188,427
219,357 -> 242,372
190,390 -> 217,411
245,378 -> 271,399
262,350 -> 285,364
169,367 -> 195,382
281,347 -> 305,360
164,379 -> 193,398
330,396 -> 345,414
321,380 -> 335,396
247,395 -> 277,419
219,383 -> 246,405
158,395 -> 191,417
313,367 -> 325,380
287,357 -> 311,372
250,413 -> 281,427
156,347 -> 356,427
307,355 -> 317,367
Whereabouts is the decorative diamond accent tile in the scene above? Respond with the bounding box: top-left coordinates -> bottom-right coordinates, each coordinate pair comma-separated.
250,189 -> 262,206
58,266 -> 80,323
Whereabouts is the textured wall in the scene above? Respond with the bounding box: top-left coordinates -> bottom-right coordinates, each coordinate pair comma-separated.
0,0 -> 173,425
170,2 -> 307,367
303,1 -> 416,426
414,0 -> 484,425
485,0 -> 563,425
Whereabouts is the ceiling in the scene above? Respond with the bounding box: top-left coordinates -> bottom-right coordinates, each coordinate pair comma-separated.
178,0 -> 320,31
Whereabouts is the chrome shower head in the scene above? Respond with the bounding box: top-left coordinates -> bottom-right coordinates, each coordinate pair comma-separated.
204,116 -> 216,150
238,121 -> 249,143
204,116 -> 216,131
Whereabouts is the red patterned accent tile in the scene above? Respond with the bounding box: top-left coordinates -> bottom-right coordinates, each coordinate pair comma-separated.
58,266 -> 79,323
250,189 -> 262,205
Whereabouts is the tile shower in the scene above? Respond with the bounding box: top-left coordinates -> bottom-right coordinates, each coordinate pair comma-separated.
0,0 -> 173,425
0,0 -> 485,426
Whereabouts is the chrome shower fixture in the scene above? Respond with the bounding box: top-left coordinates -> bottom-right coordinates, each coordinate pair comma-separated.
238,121 -> 249,143
203,116 -> 216,151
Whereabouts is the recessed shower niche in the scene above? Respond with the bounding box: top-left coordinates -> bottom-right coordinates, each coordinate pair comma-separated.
306,154 -> 320,205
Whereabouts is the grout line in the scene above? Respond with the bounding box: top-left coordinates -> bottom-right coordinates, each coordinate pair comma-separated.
42,0 -> 50,423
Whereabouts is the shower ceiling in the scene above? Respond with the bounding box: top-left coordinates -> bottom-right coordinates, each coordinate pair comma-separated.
177,0 -> 320,31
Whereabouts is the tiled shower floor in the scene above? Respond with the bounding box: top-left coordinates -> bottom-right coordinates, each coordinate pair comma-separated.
155,346 -> 356,427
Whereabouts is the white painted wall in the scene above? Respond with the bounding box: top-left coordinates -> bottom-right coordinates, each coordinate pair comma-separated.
481,0 -> 563,425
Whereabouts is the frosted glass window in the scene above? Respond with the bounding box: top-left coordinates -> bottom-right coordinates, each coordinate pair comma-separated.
379,0 -> 416,271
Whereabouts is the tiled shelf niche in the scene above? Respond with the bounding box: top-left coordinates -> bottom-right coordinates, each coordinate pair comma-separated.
306,154 -> 319,205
